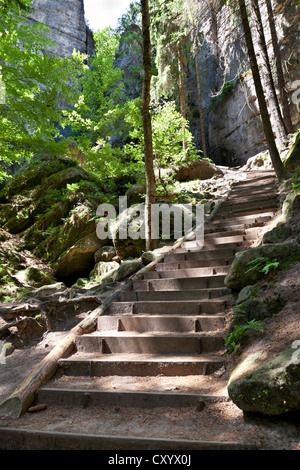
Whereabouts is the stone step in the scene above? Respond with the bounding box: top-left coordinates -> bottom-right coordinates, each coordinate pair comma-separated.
58,353 -> 225,376
133,275 -> 226,291
227,192 -> 278,202
174,241 -> 251,253
229,188 -> 277,200
120,288 -> 230,302
143,266 -> 230,279
207,213 -> 273,227
221,203 -> 278,217
97,314 -> 226,333
164,248 -> 237,263
156,258 -> 233,271
202,234 -> 254,245
217,210 -> 276,222
232,177 -> 276,187
0,428 -> 257,450
37,387 -> 228,408
75,333 -> 224,355
221,199 -> 278,213
107,299 -> 227,315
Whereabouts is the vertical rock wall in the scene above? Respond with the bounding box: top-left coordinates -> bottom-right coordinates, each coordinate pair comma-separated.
27,0 -> 94,58
188,0 -> 300,166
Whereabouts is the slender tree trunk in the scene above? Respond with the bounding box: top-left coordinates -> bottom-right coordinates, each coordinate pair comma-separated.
237,0 -> 287,180
195,51 -> 208,159
265,0 -> 294,135
250,0 -> 287,147
141,0 -> 156,251
178,41 -> 188,161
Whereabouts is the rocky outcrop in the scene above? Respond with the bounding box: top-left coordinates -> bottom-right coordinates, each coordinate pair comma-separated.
228,348 -> 300,415
27,0 -> 95,58
188,0 -> 300,165
0,156 -> 106,287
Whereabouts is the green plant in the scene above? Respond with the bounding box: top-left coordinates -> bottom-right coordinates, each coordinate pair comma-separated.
291,166 -> 300,192
209,81 -> 236,109
225,319 -> 265,354
246,256 -> 280,276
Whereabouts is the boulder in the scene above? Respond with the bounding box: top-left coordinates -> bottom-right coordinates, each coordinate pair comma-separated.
228,348 -> 300,415
112,205 -> 145,259
14,267 -> 56,288
174,160 -> 223,182
125,185 -> 146,206
94,246 -> 116,263
89,261 -> 119,280
54,232 -> 104,282
224,242 -> 300,290
114,260 -> 143,281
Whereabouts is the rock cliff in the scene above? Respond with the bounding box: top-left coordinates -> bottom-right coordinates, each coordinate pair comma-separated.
27,0 -> 94,58
188,0 -> 300,165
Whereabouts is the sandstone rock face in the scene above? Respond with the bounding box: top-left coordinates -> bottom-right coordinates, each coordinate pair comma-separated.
28,0 -> 94,58
187,0 -> 300,165
0,155 -> 105,287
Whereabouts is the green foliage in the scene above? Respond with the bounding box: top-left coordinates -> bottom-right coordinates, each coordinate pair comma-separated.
64,27 -> 125,149
209,81 -> 236,109
246,257 -> 280,276
291,166 -> 300,192
0,0 -> 87,181
125,99 -> 199,166
225,319 -> 265,354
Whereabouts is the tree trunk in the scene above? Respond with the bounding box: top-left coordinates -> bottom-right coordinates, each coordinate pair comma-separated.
250,0 -> 287,147
178,41 -> 189,161
141,0 -> 157,251
265,0 -> 294,135
195,52 -> 208,159
237,0 -> 287,180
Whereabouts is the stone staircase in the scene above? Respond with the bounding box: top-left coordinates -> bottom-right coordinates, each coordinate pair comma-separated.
0,170 -> 280,450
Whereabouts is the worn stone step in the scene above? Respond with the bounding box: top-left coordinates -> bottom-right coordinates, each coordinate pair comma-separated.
164,248 -> 237,263
58,353 -> 225,376
133,275 -> 226,291
156,258 -> 233,271
221,204 -> 278,217
37,387 -> 228,408
227,192 -> 278,201
120,288 -> 230,302
221,199 -> 278,213
97,314 -> 226,333
232,177 -> 276,187
107,299 -> 227,315
207,214 -> 273,227
143,266 -> 230,279
217,210 -> 276,222
0,428 -> 257,450
75,333 -> 224,355
204,226 -> 262,238
203,234 -> 254,245
179,240 -> 251,251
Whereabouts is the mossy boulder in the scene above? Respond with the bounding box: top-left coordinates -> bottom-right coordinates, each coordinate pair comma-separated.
89,261 -> 119,280
174,160 -> 223,182
114,260 -> 143,281
94,246 -> 116,263
228,348 -> 300,415
14,267 -> 55,288
224,242 -> 300,290
54,231 -> 104,283
112,205 -> 145,259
